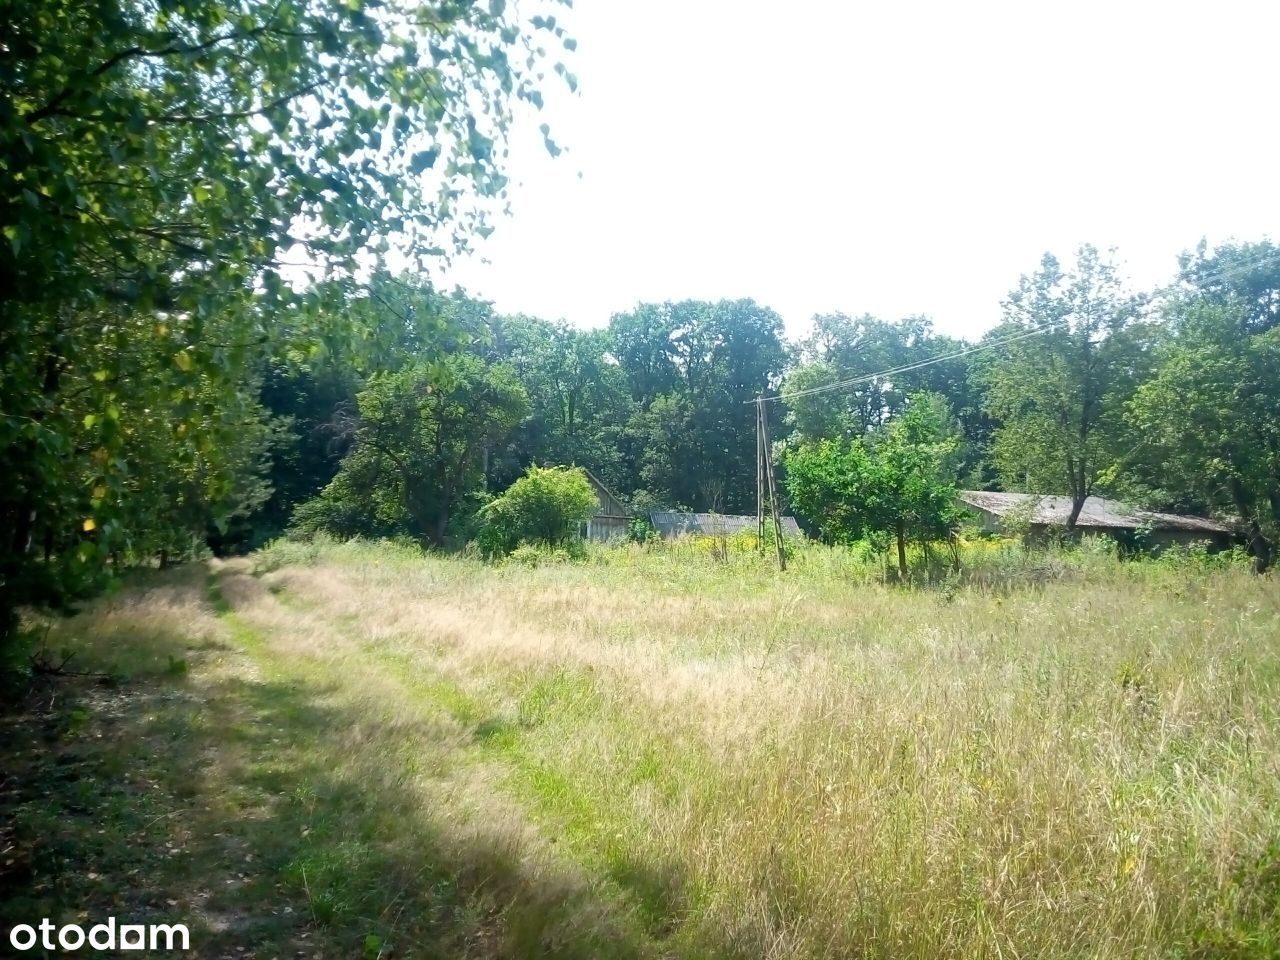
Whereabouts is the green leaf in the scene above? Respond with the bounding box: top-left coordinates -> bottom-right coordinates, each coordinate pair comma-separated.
410,149 -> 439,173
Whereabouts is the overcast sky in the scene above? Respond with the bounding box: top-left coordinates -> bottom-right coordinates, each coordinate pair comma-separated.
444,0 -> 1280,340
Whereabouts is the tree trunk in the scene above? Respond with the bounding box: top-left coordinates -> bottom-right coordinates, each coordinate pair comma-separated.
896,521 -> 908,579
1,349 -> 61,649
434,502 -> 449,548
1247,520 -> 1272,574
1230,478 -> 1273,574
7,353 -> 62,562
1067,494 -> 1086,531
1066,457 -> 1086,531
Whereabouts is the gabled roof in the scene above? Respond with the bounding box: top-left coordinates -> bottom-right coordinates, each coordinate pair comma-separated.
958,491 -> 1233,534
580,467 -> 632,519
649,512 -> 804,538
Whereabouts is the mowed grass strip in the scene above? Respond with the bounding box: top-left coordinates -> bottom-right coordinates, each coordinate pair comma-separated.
5,539 -> 1280,958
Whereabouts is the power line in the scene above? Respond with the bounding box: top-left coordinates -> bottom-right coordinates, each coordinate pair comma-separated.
755,247 -> 1280,406
773,320 -> 1071,403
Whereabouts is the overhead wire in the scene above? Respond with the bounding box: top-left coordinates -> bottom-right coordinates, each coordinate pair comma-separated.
754,247 -> 1280,405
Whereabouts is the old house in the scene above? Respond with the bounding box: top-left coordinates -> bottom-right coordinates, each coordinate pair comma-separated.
958,491 -> 1236,552
649,512 -> 804,540
581,469 -> 632,541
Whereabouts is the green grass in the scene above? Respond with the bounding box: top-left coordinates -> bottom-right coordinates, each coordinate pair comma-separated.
3,538 -> 1278,958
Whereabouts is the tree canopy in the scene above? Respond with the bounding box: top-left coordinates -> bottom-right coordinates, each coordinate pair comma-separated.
1129,242 -> 1280,569
978,245 -> 1148,529
0,0 -> 572,644
785,393 -> 964,577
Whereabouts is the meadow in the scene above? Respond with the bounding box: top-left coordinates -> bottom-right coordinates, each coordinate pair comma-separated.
2,537 -> 1278,959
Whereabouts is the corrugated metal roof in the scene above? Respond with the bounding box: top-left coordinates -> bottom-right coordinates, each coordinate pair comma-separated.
649,512 -> 804,538
958,491 -> 1233,534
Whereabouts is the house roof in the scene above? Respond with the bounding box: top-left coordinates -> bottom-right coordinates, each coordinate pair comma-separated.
957,491 -> 1234,534
649,512 -> 804,538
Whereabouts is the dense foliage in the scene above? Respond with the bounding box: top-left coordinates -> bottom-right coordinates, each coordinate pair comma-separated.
0,0 -> 572,647
785,394 -> 965,576
477,465 -> 598,557
1128,241 -> 1280,570
978,245 -> 1148,527
292,355 -> 529,547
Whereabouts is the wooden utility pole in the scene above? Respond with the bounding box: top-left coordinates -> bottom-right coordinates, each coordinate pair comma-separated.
756,395 -> 765,553
757,397 -> 786,571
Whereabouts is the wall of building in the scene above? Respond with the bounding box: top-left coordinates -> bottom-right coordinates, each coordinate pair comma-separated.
583,474 -> 632,541
584,515 -> 629,541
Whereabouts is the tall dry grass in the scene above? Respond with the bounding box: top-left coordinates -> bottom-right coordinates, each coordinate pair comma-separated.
229,536 -> 1280,958
30,535 -> 1280,958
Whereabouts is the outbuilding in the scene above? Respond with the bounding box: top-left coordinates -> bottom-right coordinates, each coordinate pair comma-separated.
648,512 -> 804,540
958,490 -> 1236,552
581,469 -> 633,541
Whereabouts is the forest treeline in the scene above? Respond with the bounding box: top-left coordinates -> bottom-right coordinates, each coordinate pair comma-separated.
2,1 -> 1278,655
261,240 -> 1280,574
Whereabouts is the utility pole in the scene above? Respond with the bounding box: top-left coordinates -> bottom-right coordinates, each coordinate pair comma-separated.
757,397 -> 786,571
756,395 -> 765,553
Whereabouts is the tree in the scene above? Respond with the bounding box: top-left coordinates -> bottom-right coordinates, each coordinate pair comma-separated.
784,315 -> 969,434
251,357 -> 359,546
785,393 -> 964,577
1175,239 -> 1280,335
782,313 -> 990,484
608,299 -> 787,511
607,303 -> 683,408
295,355 -> 529,547
1129,242 -> 1280,570
477,466 -> 598,557
980,246 -> 1146,529
0,0 -> 571,647
487,315 -> 633,491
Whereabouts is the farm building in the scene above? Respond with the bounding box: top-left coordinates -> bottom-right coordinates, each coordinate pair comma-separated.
958,491 -> 1236,551
581,469 -> 632,541
649,512 -> 804,540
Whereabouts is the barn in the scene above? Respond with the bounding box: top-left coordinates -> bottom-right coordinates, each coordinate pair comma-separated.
958,491 -> 1236,551
648,512 -> 804,540
581,469 -> 632,541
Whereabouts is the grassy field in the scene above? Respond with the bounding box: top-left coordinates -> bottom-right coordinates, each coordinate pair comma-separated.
3,538 -> 1279,959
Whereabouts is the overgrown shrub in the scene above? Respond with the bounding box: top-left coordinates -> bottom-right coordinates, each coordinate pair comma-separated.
477,466 -> 598,558
627,515 -> 657,543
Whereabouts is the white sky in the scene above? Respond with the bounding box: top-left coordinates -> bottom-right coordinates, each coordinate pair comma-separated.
446,0 -> 1280,340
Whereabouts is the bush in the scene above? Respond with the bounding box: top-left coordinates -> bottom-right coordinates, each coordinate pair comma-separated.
477,466 -> 598,558
627,515 -> 657,543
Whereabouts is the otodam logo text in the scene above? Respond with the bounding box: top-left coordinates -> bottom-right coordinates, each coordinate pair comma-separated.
8,917 -> 190,952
